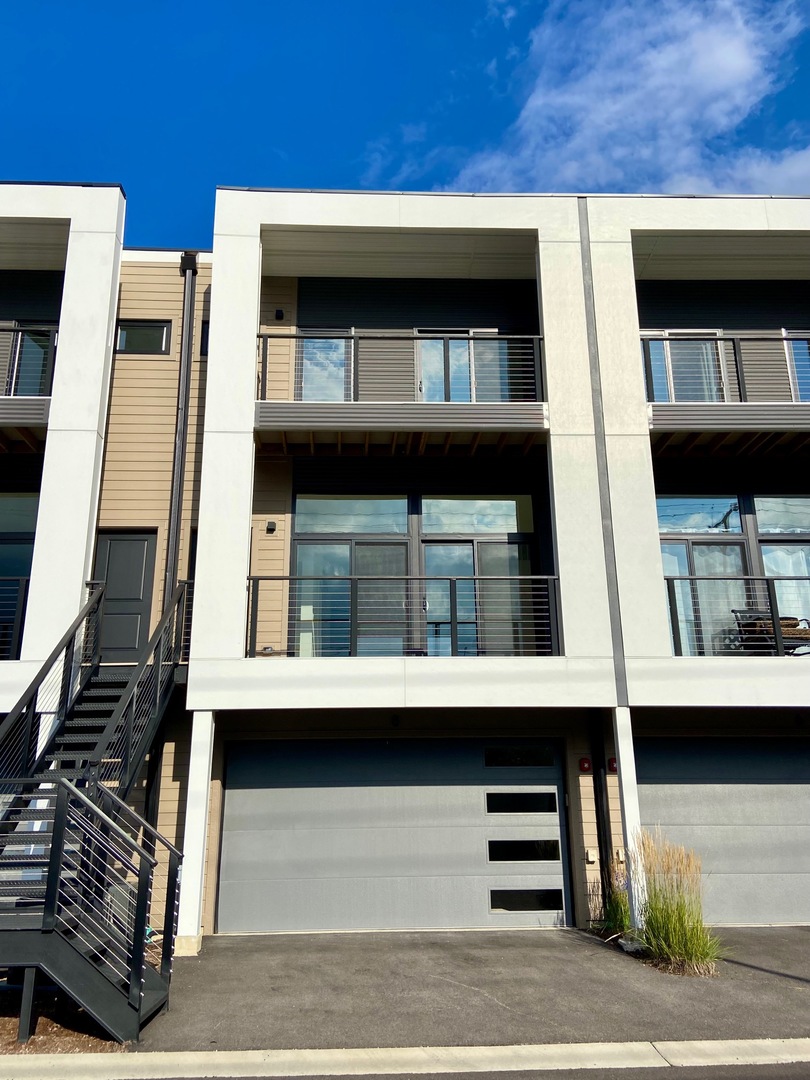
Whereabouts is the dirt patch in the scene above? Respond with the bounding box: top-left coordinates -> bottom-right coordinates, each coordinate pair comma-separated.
0,983 -> 126,1055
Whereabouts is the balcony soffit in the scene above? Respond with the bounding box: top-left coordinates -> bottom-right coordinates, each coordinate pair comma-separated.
0,219 -> 70,271
633,232 -> 810,280
260,227 -> 538,279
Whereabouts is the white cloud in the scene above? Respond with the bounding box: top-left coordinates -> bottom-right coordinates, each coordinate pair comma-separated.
487,0 -> 517,28
449,0 -> 809,194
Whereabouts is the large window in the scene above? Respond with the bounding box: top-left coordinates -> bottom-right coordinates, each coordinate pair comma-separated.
290,494 -> 542,657
294,337 -> 352,401
659,494 -> 810,655
644,335 -> 725,402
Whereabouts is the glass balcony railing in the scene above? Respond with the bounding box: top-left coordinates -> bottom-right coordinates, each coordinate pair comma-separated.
246,574 -> 560,658
664,575 -> 810,656
257,333 -> 543,403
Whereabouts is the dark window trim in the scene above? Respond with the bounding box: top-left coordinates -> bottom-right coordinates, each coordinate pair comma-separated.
116,319 -> 172,356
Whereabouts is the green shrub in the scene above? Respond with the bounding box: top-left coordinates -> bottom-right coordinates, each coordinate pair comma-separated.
632,827 -> 723,976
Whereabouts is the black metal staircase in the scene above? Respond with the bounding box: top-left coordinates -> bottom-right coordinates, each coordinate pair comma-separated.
0,582 -> 187,1042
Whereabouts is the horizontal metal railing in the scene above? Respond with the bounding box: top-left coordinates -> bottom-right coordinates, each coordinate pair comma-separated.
0,577 -> 29,661
247,575 -> 560,658
0,584 -> 105,779
642,335 -> 810,403
257,333 -> 543,403
665,575 -> 810,656
1,326 -> 58,397
87,582 -> 188,796
0,777 -> 181,1007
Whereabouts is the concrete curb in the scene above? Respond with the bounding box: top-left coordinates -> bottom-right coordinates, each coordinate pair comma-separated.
1,1038 -> 810,1078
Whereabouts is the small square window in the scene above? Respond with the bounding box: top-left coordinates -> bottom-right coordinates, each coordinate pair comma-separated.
117,321 -> 171,355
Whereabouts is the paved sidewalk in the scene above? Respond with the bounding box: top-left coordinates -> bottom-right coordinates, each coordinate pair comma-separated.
135,927 -> 810,1053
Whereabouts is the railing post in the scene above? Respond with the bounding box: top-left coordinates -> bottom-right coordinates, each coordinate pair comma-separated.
42,782 -> 70,931
43,327 -> 57,395
449,579 -> 459,656
534,337 -> 544,401
666,578 -> 683,656
349,578 -> 358,657
732,337 -> 748,402
765,578 -> 785,656
58,634 -> 76,725
161,851 -> 181,981
260,336 -> 268,400
641,339 -> 655,401
547,577 -> 561,656
129,855 -> 152,1009
248,578 -> 259,657
20,701 -> 37,777
122,698 -> 133,788
350,335 -> 358,402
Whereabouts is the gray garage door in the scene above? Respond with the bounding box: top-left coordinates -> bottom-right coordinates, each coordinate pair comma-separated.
636,738 -> 810,925
218,738 -> 569,933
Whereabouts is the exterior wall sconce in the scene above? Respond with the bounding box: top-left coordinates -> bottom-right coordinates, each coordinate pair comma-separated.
608,757 -> 618,773
266,521 -> 277,534
275,309 -> 284,320
578,757 -> 592,774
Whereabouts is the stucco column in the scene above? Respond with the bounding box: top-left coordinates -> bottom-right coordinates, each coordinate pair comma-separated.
611,705 -> 644,925
21,192 -> 125,659
189,225 -> 261,665
176,710 -> 216,954
538,231 -> 613,660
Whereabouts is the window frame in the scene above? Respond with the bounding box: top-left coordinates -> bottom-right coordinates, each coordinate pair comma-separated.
116,320 -> 172,356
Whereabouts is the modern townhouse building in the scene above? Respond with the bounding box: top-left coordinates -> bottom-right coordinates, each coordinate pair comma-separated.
0,182 -> 808,1038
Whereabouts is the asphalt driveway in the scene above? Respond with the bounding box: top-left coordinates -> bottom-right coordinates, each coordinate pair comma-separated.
136,927 -> 810,1053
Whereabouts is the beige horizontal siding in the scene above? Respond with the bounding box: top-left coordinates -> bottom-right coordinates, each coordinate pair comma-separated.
99,260 -> 210,632
250,458 -> 293,654
258,277 -> 297,401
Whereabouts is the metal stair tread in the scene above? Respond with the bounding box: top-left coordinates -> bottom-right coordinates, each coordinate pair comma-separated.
33,769 -> 84,780
73,702 -> 117,712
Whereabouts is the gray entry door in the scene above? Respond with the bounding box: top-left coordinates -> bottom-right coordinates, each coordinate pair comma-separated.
93,531 -> 157,663
218,738 -> 569,933
636,737 -> 810,925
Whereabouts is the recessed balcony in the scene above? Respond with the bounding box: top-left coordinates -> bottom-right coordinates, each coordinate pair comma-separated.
0,326 -> 56,452
643,334 -> 810,448
254,332 -> 547,455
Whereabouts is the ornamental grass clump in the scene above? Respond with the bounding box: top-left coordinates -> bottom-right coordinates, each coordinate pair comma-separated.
600,859 -> 631,937
632,827 -> 723,976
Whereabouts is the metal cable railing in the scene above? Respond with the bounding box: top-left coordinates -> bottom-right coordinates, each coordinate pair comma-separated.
247,575 -> 560,658
0,584 -> 105,779
0,577 -> 29,661
0,778 -> 182,1007
665,575 -> 810,656
642,334 -> 810,403
87,583 -> 187,796
257,333 -> 544,403
0,326 -> 58,397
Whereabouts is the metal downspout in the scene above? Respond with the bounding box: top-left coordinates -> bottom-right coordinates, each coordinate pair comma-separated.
163,251 -> 198,611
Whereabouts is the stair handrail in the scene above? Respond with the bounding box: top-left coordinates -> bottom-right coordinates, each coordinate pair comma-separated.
43,778 -> 183,1007
86,582 -> 187,795
0,584 -> 106,779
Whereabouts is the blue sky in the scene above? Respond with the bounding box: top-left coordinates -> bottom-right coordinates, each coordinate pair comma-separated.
2,0 -> 810,248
